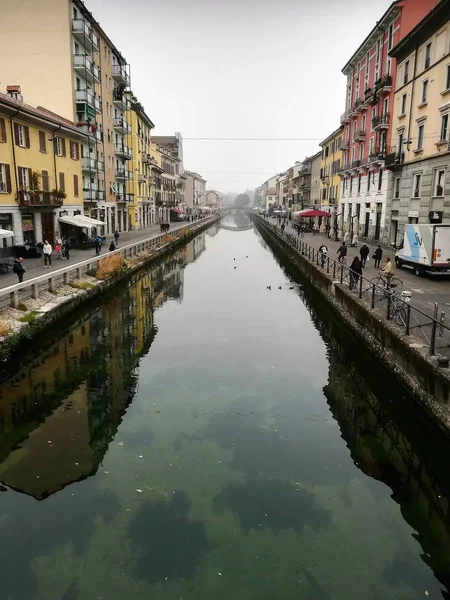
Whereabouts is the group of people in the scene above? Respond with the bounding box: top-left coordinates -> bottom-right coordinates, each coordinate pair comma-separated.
317,241 -> 391,289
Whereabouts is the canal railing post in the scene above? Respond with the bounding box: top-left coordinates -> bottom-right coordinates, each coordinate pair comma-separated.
340,265 -> 343,284
327,257 -> 330,274
371,284 -> 375,309
359,275 -> 363,299
429,303 -> 438,355
439,311 -> 445,337
405,303 -> 411,335
333,261 -> 336,278
386,293 -> 391,320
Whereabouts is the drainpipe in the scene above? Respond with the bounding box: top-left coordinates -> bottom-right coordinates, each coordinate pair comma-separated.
9,108 -> 20,194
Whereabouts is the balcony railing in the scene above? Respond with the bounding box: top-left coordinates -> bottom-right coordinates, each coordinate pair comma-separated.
113,117 -> 132,134
72,19 -> 99,50
385,152 -> 405,169
75,89 -> 101,113
112,64 -> 130,87
113,91 -> 131,111
138,174 -> 147,183
376,74 -> 392,93
340,138 -> 350,150
82,156 -> 97,171
83,188 -> 105,202
364,87 -> 377,105
372,113 -> 390,130
115,143 -> 132,159
354,130 -> 366,141
351,160 -> 362,170
73,55 -> 100,83
355,98 -> 365,112
17,190 -> 64,208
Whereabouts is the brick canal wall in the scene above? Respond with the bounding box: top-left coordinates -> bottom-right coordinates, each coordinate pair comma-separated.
253,215 -> 450,435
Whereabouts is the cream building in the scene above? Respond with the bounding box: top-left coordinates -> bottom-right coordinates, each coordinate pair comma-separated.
386,0 -> 450,245
0,0 -> 132,234
319,127 -> 343,210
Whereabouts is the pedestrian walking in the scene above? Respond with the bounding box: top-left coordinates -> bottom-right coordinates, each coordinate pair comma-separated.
349,256 -> 362,289
13,257 -> 25,283
63,238 -> 71,260
373,244 -> 383,269
114,230 -> 120,247
382,256 -> 393,287
297,224 -> 301,237
281,222 -> 286,234
318,243 -> 328,268
359,243 -> 370,267
337,242 -> 347,264
109,240 -> 116,252
94,236 -> 102,256
43,240 -> 52,267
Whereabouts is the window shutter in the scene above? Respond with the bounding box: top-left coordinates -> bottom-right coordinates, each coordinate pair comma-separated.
5,164 -> 12,193
28,168 -> 33,188
18,167 -> 24,188
0,118 -> 6,143
62,138 -> 66,157
25,126 -> 30,148
70,141 -> 74,159
39,131 -> 46,152
73,174 -> 79,196
59,172 -> 65,191
42,170 -> 49,192
76,143 -> 79,160
14,123 -> 20,146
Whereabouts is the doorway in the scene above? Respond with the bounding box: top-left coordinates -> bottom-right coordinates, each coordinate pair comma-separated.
41,212 -> 54,244
374,209 -> 382,241
364,214 -> 370,237
390,219 -> 398,246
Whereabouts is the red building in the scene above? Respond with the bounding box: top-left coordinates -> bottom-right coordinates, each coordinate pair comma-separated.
339,0 -> 439,244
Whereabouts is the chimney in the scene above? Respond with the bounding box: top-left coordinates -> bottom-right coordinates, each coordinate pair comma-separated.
6,85 -> 23,101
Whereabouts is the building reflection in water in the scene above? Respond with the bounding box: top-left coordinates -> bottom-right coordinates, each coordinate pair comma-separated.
0,237 -> 204,500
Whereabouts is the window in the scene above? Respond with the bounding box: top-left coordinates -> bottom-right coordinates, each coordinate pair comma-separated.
358,173 -> 362,193
0,118 -> 6,143
59,172 -> 65,192
0,163 -> 11,193
376,38 -> 381,64
447,65 -> 450,90
388,24 -> 394,50
18,167 -> 31,189
362,114 -> 366,130
350,176 -> 353,193
417,124 -> 424,150
14,123 -> 30,148
434,170 -> 445,197
378,168 -> 383,191
55,137 -> 66,157
394,177 -> 400,199
401,93 -> 407,115
42,170 -> 50,192
398,131 -> 404,152
421,80 -> 428,103
70,141 -> 79,160
73,174 -> 79,196
367,172 -> 371,192
425,43 -> 431,70
412,173 -> 422,198
404,60 -> 409,85
39,131 -> 46,153
441,114 -> 449,141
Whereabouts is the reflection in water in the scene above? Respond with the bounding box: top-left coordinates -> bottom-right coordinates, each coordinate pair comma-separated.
0,228 -> 449,600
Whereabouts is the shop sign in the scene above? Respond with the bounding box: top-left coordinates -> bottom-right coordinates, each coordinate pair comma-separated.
22,213 -> 34,232
429,210 -> 443,224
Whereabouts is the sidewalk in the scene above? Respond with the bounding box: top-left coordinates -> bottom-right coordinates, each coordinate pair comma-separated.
0,222 -> 188,289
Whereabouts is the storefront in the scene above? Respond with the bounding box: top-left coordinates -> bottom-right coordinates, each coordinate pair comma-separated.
0,213 -> 14,257
21,213 -> 35,244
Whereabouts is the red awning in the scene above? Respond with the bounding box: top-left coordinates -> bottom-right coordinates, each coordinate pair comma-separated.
170,207 -> 183,214
298,210 -> 332,218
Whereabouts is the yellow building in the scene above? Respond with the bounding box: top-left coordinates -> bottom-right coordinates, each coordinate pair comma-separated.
386,0 -> 450,244
0,88 -> 87,247
125,93 -> 155,229
319,127 -> 343,209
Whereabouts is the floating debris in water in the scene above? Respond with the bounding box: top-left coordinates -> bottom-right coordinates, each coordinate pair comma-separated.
139,455 -> 143,458
136,489 -> 143,493
118,442 -> 124,446
218,572 -> 222,576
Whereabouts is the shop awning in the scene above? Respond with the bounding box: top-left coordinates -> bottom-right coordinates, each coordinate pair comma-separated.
170,207 -> 183,215
0,228 -> 13,239
59,215 -> 105,228
77,215 -> 105,227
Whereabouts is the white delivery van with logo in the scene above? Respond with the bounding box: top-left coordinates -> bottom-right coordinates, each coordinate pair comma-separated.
395,224 -> 450,276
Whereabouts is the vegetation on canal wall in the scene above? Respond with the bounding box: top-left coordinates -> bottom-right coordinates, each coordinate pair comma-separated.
253,216 -> 450,436
0,219 -> 218,366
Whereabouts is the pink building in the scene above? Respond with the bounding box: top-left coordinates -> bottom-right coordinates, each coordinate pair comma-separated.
339,0 -> 439,244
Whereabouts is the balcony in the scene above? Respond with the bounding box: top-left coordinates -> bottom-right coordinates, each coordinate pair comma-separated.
354,130 -> 366,142
141,152 -> 150,164
114,117 -> 132,135
342,164 -> 352,174
115,143 -> 132,159
117,193 -> 134,203
75,89 -> 101,114
385,152 -> 405,169
368,149 -> 385,165
376,74 -> 392,94
83,188 -> 105,202
355,98 -> 366,112
340,137 -> 350,150
340,112 -> 350,125
113,91 -> 131,112
112,64 -> 130,87
97,160 -> 104,172
82,156 -> 97,172
372,113 -> 390,131
364,87 -> 377,105
73,55 -> 100,84
17,190 -> 63,208
116,167 -> 132,180
351,160 -> 362,171
138,174 -> 147,183
72,19 -> 99,51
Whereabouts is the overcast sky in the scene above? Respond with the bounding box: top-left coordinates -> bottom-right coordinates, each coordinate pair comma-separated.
89,0 -> 390,193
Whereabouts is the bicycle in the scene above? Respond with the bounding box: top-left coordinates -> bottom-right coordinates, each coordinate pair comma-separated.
388,293 -> 409,326
370,273 -> 403,300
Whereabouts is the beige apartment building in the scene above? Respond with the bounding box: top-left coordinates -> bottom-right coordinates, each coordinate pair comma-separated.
386,0 -> 450,245
0,0 -> 132,234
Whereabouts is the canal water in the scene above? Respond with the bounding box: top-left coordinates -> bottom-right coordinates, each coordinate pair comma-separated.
1,213 -> 450,600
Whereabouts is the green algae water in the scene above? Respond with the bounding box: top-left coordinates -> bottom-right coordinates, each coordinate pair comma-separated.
1,215 -> 450,600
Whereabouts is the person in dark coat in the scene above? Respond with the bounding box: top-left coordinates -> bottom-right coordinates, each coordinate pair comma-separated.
373,245 -> 383,268
109,240 -> 116,252
349,256 -> 362,289
13,257 -> 25,283
63,238 -> 71,261
94,236 -> 102,256
359,243 -> 370,267
337,242 -> 347,264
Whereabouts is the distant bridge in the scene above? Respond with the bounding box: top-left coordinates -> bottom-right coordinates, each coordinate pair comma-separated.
218,223 -> 254,231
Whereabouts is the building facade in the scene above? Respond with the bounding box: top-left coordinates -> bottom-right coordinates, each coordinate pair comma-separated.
0,0 -> 133,235
0,89 -> 87,251
184,171 -> 206,215
205,190 -> 222,210
386,0 -> 450,245
125,93 -> 155,230
319,128 -> 343,210
310,151 -> 322,206
339,0 -> 439,244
